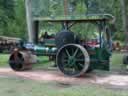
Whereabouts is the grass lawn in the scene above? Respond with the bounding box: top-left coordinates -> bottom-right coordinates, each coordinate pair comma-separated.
111,52 -> 124,70
0,52 -> 128,96
0,77 -> 128,96
0,54 -> 10,67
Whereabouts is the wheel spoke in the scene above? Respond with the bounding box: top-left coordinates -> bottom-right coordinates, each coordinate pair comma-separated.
78,63 -> 84,67
73,48 -> 79,57
74,64 -> 79,71
57,44 -> 89,76
77,52 -> 83,58
66,67 -> 75,74
65,49 -> 71,57
64,63 -> 69,67
72,68 -> 76,73
76,59 -> 84,62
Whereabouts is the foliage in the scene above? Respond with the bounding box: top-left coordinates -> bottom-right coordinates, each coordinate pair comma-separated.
8,0 -> 27,39
31,0 -> 126,41
0,0 -> 127,41
0,0 -> 27,39
0,0 -> 14,35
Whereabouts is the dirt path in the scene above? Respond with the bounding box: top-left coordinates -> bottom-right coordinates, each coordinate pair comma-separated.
0,68 -> 128,89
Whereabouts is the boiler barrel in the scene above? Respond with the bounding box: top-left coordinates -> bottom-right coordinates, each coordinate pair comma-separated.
34,46 -> 57,55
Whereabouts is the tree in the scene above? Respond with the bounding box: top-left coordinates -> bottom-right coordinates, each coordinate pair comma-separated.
120,0 -> 128,42
0,0 -> 126,42
6,0 -> 27,39
0,0 -> 15,35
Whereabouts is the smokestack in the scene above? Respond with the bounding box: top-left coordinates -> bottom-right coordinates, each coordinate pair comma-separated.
25,0 -> 34,43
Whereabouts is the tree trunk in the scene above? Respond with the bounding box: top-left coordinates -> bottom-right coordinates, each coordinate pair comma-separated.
120,0 -> 128,43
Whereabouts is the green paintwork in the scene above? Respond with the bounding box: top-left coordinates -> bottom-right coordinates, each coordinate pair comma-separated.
88,47 -> 111,71
57,45 -> 87,75
32,13 -> 114,72
43,39 -> 56,47
64,48 -> 83,69
34,45 -> 57,56
34,39 -> 56,55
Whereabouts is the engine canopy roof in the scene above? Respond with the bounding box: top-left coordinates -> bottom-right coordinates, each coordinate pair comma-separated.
33,14 -> 114,22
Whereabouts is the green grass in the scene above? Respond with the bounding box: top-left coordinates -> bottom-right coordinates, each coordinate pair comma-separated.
111,52 -> 123,65
0,52 -> 127,96
0,77 -> 127,96
33,56 -> 55,69
0,54 -> 53,68
0,54 -> 9,67
111,52 -> 124,70
0,52 -> 124,69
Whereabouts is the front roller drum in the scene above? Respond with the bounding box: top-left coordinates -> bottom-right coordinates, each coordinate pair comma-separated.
56,44 -> 90,77
9,49 -> 37,71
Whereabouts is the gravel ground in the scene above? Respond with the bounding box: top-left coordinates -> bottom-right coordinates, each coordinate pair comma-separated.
0,67 -> 128,90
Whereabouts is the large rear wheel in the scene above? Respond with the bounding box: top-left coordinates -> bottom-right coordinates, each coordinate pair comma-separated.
56,44 -> 90,77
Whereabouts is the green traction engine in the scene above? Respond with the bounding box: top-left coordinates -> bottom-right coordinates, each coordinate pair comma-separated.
9,14 -> 114,77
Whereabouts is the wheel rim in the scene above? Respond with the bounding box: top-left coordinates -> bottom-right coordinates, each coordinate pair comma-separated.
56,44 -> 90,77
